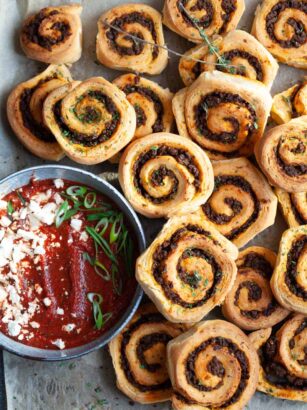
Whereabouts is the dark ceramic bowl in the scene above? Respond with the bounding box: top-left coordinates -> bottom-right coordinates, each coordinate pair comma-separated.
0,165 -> 145,360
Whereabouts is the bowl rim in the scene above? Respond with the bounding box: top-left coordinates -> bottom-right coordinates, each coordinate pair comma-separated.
0,164 -> 146,361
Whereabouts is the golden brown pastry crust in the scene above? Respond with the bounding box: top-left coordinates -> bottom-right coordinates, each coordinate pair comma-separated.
20,4 -> 82,64
136,213 -> 238,323
7,64 -> 72,161
222,246 -> 289,330
43,76 -> 136,165
163,0 -> 245,43
252,0 -> 307,69
96,4 -> 168,75
113,73 -> 174,139
179,30 -> 279,88
271,225 -> 307,314
167,320 -> 259,409
276,188 -> 307,227
173,71 -> 272,160
109,304 -> 185,404
118,132 -> 214,218
271,79 -> 307,124
249,316 -> 307,402
255,116 -> 307,193
197,157 -> 278,248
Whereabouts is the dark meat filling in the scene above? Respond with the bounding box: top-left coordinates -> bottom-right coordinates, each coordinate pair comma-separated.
285,235 -> 307,300
219,49 -> 264,81
20,79 -> 56,143
289,319 -> 307,366
133,145 -> 201,204
152,225 -> 223,308
122,84 -> 164,132
234,275 -> 277,319
53,91 -> 120,147
120,312 -> 171,391
195,92 -> 257,157
275,137 -> 307,177
290,193 -> 307,225
106,12 -> 159,59
185,336 -> 250,407
266,1 -> 307,49
202,175 -> 260,240
220,0 -> 237,33
260,335 -> 307,390
240,251 -> 273,277
23,10 -> 71,50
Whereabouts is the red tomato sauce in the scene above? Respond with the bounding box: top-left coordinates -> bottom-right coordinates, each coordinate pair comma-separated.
0,179 -> 137,349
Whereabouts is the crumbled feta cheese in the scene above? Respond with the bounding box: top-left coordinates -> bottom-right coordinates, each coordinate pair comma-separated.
34,246 -> 45,255
62,323 -> 76,332
34,284 -> 43,294
52,339 -> 65,350
12,245 -> 26,264
30,321 -> 40,329
0,230 -> 4,241
80,231 -> 88,242
0,216 -> 12,228
19,207 -> 28,220
70,219 -> 82,232
56,307 -> 64,315
54,193 -> 63,205
54,179 -> 64,189
0,287 -> 7,303
7,321 -> 21,337
43,297 -> 51,307
0,200 -> 7,210
67,237 -> 73,244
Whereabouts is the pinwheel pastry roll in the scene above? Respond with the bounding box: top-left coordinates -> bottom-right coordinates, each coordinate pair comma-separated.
271,79 -> 307,124
179,30 -> 279,88
167,320 -> 259,409
43,77 -> 136,165
109,304 -> 185,404
7,64 -> 72,161
252,0 -> 307,69
20,4 -> 82,64
96,4 -> 168,75
197,157 -> 277,248
136,213 -> 238,323
276,188 -> 307,227
271,225 -> 307,314
173,71 -> 272,160
222,246 -> 289,330
113,73 -> 174,139
255,116 -> 307,193
249,315 -> 307,401
118,132 -> 214,218
162,0 -> 245,43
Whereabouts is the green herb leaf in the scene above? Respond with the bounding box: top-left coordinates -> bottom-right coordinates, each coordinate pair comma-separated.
7,201 -> 14,215
55,200 -> 69,228
17,191 -> 26,205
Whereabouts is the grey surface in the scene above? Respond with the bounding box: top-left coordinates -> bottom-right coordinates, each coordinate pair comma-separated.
0,0 -> 305,409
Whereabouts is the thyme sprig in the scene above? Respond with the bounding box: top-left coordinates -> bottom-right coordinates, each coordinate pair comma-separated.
103,20 -> 244,72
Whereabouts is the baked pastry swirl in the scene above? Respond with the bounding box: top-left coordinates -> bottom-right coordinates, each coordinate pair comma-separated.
7,64 -> 72,161
162,0 -> 245,43
20,4 -> 82,64
109,304 -> 185,404
222,246 -> 289,330
173,71 -> 272,160
276,188 -> 307,227
271,225 -> 307,314
96,4 -> 168,75
43,76 -> 136,165
197,158 -> 278,248
271,79 -> 307,124
179,30 -> 279,88
249,315 -> 307,401
113,73 -> 174,139
252,0 -> 307,69
255,115 -> 307,193
136,213 -> 238,323
167,320 -> 259,408
118,132 -> 214,218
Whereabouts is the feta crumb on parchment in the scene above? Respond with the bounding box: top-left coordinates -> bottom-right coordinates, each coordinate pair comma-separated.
51,339 -> 65,350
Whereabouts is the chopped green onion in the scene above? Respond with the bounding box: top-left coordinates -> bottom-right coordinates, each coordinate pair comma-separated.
111,264 -> 122,295
94,260 -> 111,281
17,191 -> 26,205
84,192 -> 97,208
86,226 -> 117,264
66,185 -> 87,197
7,201 -> 14,215
95,217 -> 109,236
110,214 -> 123,244
87,292 -> 104,330
55,200 -> 69,228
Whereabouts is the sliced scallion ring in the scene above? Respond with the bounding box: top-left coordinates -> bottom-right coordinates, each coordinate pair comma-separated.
55,200 -> 69,228
84,192 -> 97,208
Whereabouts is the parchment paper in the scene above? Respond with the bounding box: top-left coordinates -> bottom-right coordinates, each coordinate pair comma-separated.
0,0 -> 305,409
